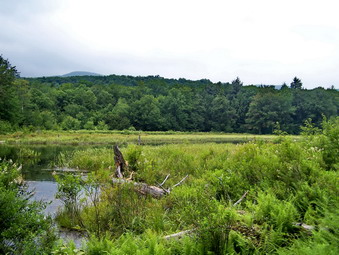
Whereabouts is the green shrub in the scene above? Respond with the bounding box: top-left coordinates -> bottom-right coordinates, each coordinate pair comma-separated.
276,209 -> 339,255
54,173 -> 83,229
248,191 -> 298,232
0,120 -> 14,134
0,160 -> 56,254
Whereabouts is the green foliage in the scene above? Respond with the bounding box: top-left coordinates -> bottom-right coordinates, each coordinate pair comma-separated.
198,202 -> 239,254
52,240 -> 85,255
1,56 -> 338,134
290,77 -> 303,89
276,209 -> 339,255
300,118 -> 321,136
0,56 -> 22,125
61,116 -> 81,130
124,144 -> 143,172
84,120 -> 95,130
54,173 -> 83,228
0,159 -> 56,254
84,231 -> 171,255
47,119 -> 338,254
96,121 -> 108,131
0,120 -> 15,134
246,91 -> 294,134
18,147 -> 41,159
58,148 -> 113,171
3,118 -> 339,254
301,117 -> 339,170
249,191 -> 298,232
318,117 -> 339,170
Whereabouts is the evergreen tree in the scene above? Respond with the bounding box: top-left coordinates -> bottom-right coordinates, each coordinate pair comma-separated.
290,77 -> 303,89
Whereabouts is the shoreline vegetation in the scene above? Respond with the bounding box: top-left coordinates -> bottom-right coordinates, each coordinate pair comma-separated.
0,130 -> 299,145
1,56 -> 338,137
52,118 -> 339,254
0,57 -> 338,254
1,118 -> 338,254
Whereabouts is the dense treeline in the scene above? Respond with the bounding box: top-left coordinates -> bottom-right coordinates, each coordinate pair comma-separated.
1,56 -> 338,134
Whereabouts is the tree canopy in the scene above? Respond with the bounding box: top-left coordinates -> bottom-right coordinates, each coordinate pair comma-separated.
0,57 -> 338,134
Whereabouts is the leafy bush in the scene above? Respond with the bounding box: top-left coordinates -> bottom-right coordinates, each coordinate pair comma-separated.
0,160 -> 56,254
54,173 -> 83,229
61,116 -> 81,130
0,120 -> 14,134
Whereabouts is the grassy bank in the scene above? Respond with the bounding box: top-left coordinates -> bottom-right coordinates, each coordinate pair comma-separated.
0,130 -> 297,145
50,118 -> 339,254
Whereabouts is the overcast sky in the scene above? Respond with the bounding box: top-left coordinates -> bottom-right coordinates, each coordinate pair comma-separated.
1,0 -> 339,88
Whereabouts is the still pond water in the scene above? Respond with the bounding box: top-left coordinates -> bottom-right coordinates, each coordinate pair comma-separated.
0,144 -> 111,215
1,144 -> 115,245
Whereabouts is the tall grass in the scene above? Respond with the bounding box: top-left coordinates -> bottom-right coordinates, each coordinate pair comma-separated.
0,130 -> 295,145
51,118 -> 339,254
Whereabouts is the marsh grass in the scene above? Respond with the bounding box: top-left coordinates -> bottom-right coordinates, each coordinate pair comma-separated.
0,130 -> 296,145
18,147 -> 41,159
48,118 -> 339,254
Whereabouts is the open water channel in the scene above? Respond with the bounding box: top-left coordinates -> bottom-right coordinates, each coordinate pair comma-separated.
0,144 -> 112,246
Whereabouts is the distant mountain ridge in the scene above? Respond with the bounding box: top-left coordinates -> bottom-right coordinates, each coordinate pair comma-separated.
61,71 -> 102,77
254,84 -> 283,90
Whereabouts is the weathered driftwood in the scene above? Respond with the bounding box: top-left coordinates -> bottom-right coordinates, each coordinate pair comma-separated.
112,178 -> 167,198
294,222 -> 315,231
112,175 -> 189,199
158,174 -> 189,194
164,228 -> 197,240
114,145 -> 127,178
112,145 -> 188,198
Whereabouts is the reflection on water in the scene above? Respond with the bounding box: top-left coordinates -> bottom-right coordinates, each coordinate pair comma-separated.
0,144 -> 97,246
0,144 -> 108,207
27,181 -> 62,215
0,144 -> 93,181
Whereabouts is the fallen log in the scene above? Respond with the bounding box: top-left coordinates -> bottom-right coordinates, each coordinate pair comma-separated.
112,178 -> 167,198
112,145 -> 188,198
112,175 -> 189,199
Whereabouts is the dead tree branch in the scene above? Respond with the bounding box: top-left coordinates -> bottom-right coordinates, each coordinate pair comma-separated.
112,178 -> 167,198
112,147 -> 188,198
159,174 -> 170,186
233,191 -> 249,207
164,228 -> 197,240
170,175 -> 189,191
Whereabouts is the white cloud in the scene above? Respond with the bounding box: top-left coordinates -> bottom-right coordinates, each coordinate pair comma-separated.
1,0 -> 339,88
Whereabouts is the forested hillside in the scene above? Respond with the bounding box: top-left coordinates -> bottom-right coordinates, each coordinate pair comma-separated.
1,56 -> 338,134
